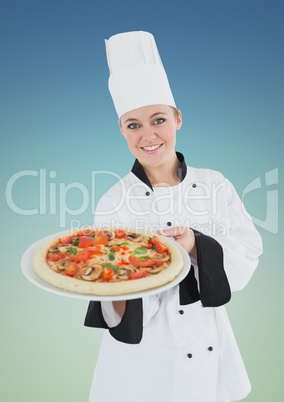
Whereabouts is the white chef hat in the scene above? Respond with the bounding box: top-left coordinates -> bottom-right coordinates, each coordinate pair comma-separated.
105,31 -> 176,118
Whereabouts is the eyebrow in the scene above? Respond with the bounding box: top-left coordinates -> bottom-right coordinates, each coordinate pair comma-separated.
123,112 -> 167,124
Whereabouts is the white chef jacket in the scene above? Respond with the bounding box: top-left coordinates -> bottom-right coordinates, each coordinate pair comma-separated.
85,153 -> 263,402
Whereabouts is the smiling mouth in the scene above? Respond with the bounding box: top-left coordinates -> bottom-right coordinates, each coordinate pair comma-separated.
141,144 -> 163,152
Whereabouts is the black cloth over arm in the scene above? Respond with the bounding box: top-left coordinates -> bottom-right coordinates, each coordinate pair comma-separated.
84,298 -> 143,344
179,264 -> 200,305
179,230 -> 231,306
190,229 -> 231,307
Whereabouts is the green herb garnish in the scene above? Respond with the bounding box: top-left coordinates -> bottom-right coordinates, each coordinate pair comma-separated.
72,237 -> 79,246
69,247 -> 77,255
109,253 -> 115,261
133,247 -> 148,255
101,263 -> 118,271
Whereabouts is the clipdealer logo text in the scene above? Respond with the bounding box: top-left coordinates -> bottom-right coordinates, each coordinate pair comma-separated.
5,168 -> 279,234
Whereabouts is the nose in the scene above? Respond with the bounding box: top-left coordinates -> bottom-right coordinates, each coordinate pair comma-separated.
142,126 -> 157,142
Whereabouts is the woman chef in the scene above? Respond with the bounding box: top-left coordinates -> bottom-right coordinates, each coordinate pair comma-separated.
84,31 -> 263,402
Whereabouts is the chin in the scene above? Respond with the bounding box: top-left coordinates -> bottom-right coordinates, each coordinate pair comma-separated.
141,158 -> 165,168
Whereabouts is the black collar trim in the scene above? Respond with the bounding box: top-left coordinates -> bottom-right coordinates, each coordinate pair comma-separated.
131,152 -> 187,191
131,159 -> 153,190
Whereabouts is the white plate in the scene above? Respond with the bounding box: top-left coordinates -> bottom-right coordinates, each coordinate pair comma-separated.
21,231 -> 191,301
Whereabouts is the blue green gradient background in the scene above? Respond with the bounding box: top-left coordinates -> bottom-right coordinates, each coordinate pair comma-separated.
1,1 -> 283,401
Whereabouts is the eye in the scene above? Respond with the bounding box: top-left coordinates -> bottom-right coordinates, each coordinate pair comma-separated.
127,123 -> 140,129
153,118 -> 165,125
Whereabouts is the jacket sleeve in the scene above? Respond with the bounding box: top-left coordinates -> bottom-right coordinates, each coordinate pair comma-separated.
213,178 -> 263,291
180,175 -> 262,305
101,301 -> 122,327
101,295 -> 160,328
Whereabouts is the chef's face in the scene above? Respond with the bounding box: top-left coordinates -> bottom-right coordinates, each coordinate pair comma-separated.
119,104 -> 182,169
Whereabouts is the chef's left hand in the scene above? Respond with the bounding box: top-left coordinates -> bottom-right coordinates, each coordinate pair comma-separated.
157,226 -> 197,260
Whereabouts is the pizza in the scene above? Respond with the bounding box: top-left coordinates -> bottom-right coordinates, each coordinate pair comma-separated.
33,228 -> 184,296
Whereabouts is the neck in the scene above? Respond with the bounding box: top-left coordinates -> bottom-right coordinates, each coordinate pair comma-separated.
143,154 -> 181,187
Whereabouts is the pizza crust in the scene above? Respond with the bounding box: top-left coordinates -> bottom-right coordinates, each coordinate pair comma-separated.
33,230 -> 184,296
